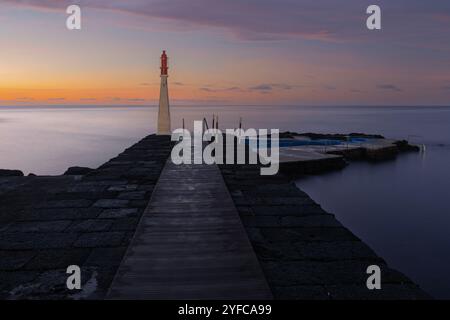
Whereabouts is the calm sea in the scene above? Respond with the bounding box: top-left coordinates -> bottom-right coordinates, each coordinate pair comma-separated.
1,105 -> 449,298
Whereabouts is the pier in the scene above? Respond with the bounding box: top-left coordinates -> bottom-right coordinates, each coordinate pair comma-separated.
107,159 -> 272,299
0,135 -> 429,299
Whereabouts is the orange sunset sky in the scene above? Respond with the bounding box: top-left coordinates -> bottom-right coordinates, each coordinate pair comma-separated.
1,0 -> 450,106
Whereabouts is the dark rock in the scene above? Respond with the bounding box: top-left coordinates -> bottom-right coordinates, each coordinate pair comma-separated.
67,219 -> 114,232
0,271 -> 39,297
93,199 -> 129,208
18,208 -> 101,221
280,132 -> 385,141
107,184 -> 138,192
118,191 -> 146,200
348,132 -> 385,139
280,157 -> 348,176
0,169 -> 24,177
364,145 -> 399,161
0,232 -> 79,250
35,199 -> 93,209
0,134 -> 173,299
99,208 -> 138,219
64,166 -> 94,176
24,248 -> 91,270
0,251 -> 36,271
110,217 -> 139,231
394,140 -> 420,152
73,232 -> 125,248
5,220 -> 72,233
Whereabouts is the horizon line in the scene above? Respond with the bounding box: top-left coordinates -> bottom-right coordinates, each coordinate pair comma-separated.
1,104 -> 450,109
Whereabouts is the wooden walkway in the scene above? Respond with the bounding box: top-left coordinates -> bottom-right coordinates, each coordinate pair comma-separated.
107,159 -> 272,299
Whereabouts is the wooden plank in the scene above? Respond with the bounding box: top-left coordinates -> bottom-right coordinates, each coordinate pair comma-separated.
107,159 -> 272,299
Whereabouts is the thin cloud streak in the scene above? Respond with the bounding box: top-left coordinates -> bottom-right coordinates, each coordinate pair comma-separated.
377,84 -> 403,92
5,0 -> 449,43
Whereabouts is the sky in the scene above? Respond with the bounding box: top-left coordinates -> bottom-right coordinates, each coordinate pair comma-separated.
0,0 -> 449,106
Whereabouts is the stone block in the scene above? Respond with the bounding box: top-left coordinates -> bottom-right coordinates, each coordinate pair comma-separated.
0,233 -> 78,250
0,251 -> 36,271
73,232 -> 125,248
93,199 -> 129,208
99,208 -> 139,219
67,219 -> 114,232
6,220 -> 72,233
24,248 -> 91,270
35,199 -> 92,209
107,185 -> 138,192
117,191 -> 146,200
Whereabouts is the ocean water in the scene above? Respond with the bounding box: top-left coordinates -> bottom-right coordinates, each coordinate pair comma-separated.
0,105 -> 449,298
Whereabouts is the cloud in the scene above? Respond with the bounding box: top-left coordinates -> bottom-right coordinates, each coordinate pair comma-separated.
248,84 -> 272,92
171,98 -> 231,104
127,98 -> 146,102
80,98 -> 97,101
8,0 -> 449,43
434,13 -> 450,23
224,86 -> 244,92
272,83 -> 293,90
47,97 -> 66,101
323,85 -> 337,90
199,87 -> 216,92
140,82 -> 151,86
199,86 -> 244,93
441,85 -> 450,90
376,84 -> 403,92
173,82 -> 184,86
248,83 -> 293,93
5,0 -> 344,41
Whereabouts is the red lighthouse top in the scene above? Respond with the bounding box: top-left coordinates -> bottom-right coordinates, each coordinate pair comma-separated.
161,50 -> 168,76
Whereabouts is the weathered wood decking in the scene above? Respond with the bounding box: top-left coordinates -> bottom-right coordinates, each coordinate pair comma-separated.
107,159 -> 272,299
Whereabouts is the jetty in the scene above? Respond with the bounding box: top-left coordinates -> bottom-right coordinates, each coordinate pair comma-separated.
0,134 -> 429,299
107,158 -> 272,299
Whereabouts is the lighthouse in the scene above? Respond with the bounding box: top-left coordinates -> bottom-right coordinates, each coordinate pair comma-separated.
157,50 -> 171,135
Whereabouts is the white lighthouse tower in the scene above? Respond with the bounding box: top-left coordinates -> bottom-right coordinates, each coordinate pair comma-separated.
157,50 -> 171,135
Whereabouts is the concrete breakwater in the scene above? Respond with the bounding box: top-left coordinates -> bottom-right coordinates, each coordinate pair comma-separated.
277,132 -> 421,176
0,134 -> 429,299
219,163 -> 428,299
0,135 -> 172,299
